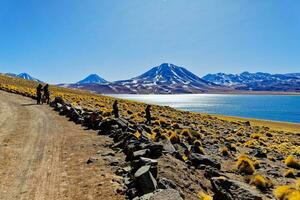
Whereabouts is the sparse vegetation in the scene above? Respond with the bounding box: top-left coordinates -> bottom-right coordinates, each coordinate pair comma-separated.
274,185 -> 300,200
284,169 -> 295,178
249,174 -> 271,190
236,155 -> 255,175
1,74 -> 300,200
285,155 -> 300,169
198,191 -> 213,200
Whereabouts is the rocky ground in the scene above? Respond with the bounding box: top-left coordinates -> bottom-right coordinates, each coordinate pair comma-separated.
0,74 -> 300,200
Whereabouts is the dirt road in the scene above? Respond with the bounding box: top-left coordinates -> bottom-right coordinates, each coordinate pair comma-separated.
0,91 -> 124,200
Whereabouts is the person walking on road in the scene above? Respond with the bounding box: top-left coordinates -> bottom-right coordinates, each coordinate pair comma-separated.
36,84 -> 43,105
145,105 -> 151,125
113,100 -> 119,118
43,84 -> 50,104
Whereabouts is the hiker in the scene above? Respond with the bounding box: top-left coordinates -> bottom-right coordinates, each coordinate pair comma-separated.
145,105 -> 151,125
36,84 -> 43,104
113,100 -> 119,118
43,84 -> 50,104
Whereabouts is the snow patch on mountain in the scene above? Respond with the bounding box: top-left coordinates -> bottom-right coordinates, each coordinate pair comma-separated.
77,74 -> 108,84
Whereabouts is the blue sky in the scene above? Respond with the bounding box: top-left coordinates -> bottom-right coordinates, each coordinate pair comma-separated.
0,0 -> 300,83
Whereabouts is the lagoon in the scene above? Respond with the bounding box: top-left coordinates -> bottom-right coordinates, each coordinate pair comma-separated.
109,94 -> 300,124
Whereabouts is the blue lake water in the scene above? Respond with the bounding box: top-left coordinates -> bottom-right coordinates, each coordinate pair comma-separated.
109,94 -> 300,124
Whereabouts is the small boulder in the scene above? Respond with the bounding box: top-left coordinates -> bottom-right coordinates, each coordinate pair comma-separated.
134,165 -> 158,195
211,177 -> 264,200
139,189 -> 183,200
158,177 -> 177,190
190,153 -> 221,170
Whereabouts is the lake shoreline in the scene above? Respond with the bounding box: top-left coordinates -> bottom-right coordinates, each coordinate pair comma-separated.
210,114 -> 300,133
105,91 -> 300,96
108,93 -> 300,125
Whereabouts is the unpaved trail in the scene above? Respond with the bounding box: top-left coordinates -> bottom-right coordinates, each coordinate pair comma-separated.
0,91 -> 124,200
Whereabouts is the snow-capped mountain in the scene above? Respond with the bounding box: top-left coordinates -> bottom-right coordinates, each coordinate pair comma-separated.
4,73 -> 42,82
67,63 -> 228,94
113,63 -> 220,93
77,74 -> 108,84
202,72 -> 300,91
126,63 -> 209,85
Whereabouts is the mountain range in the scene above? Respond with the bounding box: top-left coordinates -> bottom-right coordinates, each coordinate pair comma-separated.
2,64 -> 300,93
65,63 -> 227,94
2,73 -> 42,82
202,72 -> 300,92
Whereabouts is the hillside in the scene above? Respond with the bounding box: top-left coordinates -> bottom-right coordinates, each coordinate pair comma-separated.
0,74 -> 300,200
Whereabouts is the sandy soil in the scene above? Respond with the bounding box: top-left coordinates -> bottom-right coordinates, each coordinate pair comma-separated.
0,91 -> 124,200
212,114 -> 300,133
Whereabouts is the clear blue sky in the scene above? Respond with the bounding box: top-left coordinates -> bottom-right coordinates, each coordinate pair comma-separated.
1,0 -> 300,83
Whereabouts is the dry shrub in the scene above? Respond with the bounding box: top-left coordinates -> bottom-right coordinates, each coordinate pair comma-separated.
236,155 -> 255,175
268,156 -> 276,162
194,140 -> 202,147
152,120 -> 160,126
167,130 -> 180,144
285,155 -> 300,169
159,118 -> 169,127
171,122 -> 180,129
266,132 -> 273,137
284,169 -> 296,178
274,185 -> 300,200
249,174 -> 271,190
181,129 -> 191,137
133,131 -> 141,139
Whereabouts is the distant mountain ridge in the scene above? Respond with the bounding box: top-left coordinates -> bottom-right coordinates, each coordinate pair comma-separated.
3,72 -> 42,82
202,71 -> 300,92
68,63 -> 226,94
3,66 -> 300,93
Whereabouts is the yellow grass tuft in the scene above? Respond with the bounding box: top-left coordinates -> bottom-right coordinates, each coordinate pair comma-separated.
181,129 -> 192,138
274,185 -> 300,200
194,140 -> 202,147
236,155 -> 255,175
167,130 -> 180,144
171,122 -> 180,129
285,155 -> 300,169
284,169 -> 295,178
251,133 -> 262,140
198,191 -> 213,200
133,131 -> 141,139
152,120 -> 160,126
296,178 -> 300,189
249,174 -> 270,190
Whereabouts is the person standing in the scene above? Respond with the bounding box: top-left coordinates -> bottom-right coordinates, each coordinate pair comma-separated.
113,100 -> 119,118
43,84 -> 50,104
145,105 -> 151,125
36,84 -> 43,104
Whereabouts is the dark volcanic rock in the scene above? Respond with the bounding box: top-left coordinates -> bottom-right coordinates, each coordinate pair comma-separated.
138,189 -> 183,200
190,153 -> 221,170
158,177 -> 177,190
134,165 -> 158,195
211,177 -> 263,200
